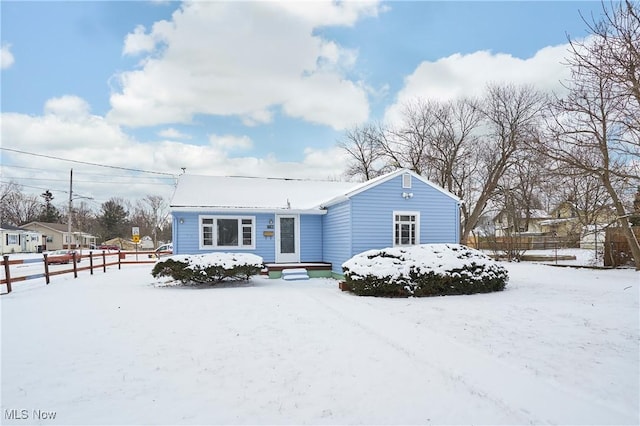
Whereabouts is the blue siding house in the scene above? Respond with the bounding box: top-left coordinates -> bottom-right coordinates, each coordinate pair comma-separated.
170,168 -> 460,277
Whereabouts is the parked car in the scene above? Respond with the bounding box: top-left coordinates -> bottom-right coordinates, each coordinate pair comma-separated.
46,250 -> 82,264
98,244 -> 120,250
153,243 -> 173,258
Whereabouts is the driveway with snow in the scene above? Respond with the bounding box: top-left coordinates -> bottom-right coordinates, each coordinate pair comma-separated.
1,262 -> 638,424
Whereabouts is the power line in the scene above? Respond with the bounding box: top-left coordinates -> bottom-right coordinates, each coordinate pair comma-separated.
1,147 -> 176,176
3,176 -> 174,186
1,164 -> 175,181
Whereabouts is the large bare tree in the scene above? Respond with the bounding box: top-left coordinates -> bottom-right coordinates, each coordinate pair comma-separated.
338,85 -> 547,243
461,83 -> 548,243
542,0 -> 640,268
0,182 -> 42,226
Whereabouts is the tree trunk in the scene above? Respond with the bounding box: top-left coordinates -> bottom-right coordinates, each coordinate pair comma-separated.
602,176 -> 640,269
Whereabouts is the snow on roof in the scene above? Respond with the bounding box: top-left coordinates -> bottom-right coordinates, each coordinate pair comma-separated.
170,174 -> 356,211
170,169 -> 461,212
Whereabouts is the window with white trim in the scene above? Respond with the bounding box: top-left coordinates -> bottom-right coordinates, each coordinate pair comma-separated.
394,211 -> 420,246
200,216 -> 255,249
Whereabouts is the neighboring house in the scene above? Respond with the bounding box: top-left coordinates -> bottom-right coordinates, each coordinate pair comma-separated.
170,168 -> 461,277
494,209 -> 552,237
539,201 -> 582,238
1,224 -> 23,255
20,222 -> 97,251
540,201 -> 616,239
0,224 -> 43,254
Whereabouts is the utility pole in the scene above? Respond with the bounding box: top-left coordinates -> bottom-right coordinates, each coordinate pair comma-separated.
68,168 -> 73,250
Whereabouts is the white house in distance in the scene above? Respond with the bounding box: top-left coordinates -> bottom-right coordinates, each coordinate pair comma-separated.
170,168 -> 461,278
0,224 -> 43,255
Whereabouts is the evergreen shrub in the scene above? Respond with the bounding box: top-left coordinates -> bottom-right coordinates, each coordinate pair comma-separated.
342,244 -> 508,297
152,253 -> 264,285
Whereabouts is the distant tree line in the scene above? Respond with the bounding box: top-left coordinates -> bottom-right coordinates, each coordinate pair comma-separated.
0,182 -> 172,247
339,1 -> 640,268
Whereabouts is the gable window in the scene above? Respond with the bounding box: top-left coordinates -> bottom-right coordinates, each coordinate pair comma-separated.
200,216 -> 255,249
402,173 -> 412,189
393,211 -> 420,246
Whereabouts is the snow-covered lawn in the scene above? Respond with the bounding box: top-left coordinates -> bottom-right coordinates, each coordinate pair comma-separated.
1,262 -> 638,425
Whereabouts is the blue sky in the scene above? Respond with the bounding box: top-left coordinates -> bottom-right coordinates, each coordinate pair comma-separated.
1,1 -> 604,206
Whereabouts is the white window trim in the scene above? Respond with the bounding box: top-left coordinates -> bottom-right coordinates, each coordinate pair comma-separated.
199,215 -> 256,250
393,211 -> 420,247
402,173 -> 412,189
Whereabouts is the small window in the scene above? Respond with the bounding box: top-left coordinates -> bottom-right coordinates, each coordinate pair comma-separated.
402,173 -> 412,189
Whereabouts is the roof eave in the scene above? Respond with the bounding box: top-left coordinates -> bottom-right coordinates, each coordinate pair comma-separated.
170,206 -> 327,215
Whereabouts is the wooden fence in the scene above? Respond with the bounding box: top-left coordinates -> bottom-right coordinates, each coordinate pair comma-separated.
604,227 -> 640,267
0,250 -> 167,295
468,235 -> 580,251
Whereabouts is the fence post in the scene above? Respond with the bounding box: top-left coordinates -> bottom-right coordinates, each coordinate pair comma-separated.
72,252 -> 78,279
43,254 -> 50,285
3,255 -> 12,294
118,250 -> 122,270
89,252 -> 94,275
102,251 -> 106,273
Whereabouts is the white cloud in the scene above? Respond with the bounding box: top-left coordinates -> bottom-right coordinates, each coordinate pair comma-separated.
108,1 -> 378,130
277,1 -> 381,27
208,134 -> 253,152
44,95 -> 91,119
157,127 -> 191,139
1,43 -> 15,69
2,97 -> 352,205
384,44 -> 572,124
122,25 -> 157,56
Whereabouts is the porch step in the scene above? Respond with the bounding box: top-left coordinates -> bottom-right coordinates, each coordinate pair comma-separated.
281,268 -> 309,281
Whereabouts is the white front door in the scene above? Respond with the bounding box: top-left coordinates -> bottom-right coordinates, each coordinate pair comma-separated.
275,214 -> 300,263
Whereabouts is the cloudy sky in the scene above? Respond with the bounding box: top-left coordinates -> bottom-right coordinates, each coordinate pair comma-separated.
1,1 -> 604,209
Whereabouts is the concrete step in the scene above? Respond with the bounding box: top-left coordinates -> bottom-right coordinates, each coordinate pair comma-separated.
281,268 -> 309,281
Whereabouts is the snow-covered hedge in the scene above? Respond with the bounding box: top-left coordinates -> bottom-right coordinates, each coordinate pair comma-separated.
151,253 -> 264,285
342,244 -> 508,297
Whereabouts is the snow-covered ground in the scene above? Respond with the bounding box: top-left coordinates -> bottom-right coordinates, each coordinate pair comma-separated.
1,260 -> 638,425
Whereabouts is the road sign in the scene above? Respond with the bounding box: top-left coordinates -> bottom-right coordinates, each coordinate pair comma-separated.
132,227 -> 140,243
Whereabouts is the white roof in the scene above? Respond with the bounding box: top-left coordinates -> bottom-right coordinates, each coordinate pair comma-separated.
170,169 -> 460,212
171,175 -> 355,211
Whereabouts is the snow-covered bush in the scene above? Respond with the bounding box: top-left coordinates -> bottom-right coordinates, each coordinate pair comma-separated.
152,253 -> 264,285
342,244 -> 508,297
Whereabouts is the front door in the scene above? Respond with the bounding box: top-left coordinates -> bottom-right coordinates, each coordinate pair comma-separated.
276,214 -> 300,263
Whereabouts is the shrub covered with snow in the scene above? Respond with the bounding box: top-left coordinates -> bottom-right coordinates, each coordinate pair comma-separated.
342,244 -> 508,297
152,253 -> 264,285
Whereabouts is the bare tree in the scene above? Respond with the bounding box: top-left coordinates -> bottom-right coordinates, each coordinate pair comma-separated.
0,185 -> 42,226
541,1 -> 640,268
461,83 -> 548,243
133,195 -> 169,247
576,0 -> 640,142
338,86 -> 546,244
558,172 -> 612,230
338,123 -> 389,181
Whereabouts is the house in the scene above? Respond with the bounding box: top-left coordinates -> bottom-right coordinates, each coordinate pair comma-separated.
20,222 -> 97,251
493,209 -> 552,237
170,168 -> 461,278
0,224 -> 44,255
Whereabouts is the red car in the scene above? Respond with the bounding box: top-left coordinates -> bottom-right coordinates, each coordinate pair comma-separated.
46,250 -> 82,264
